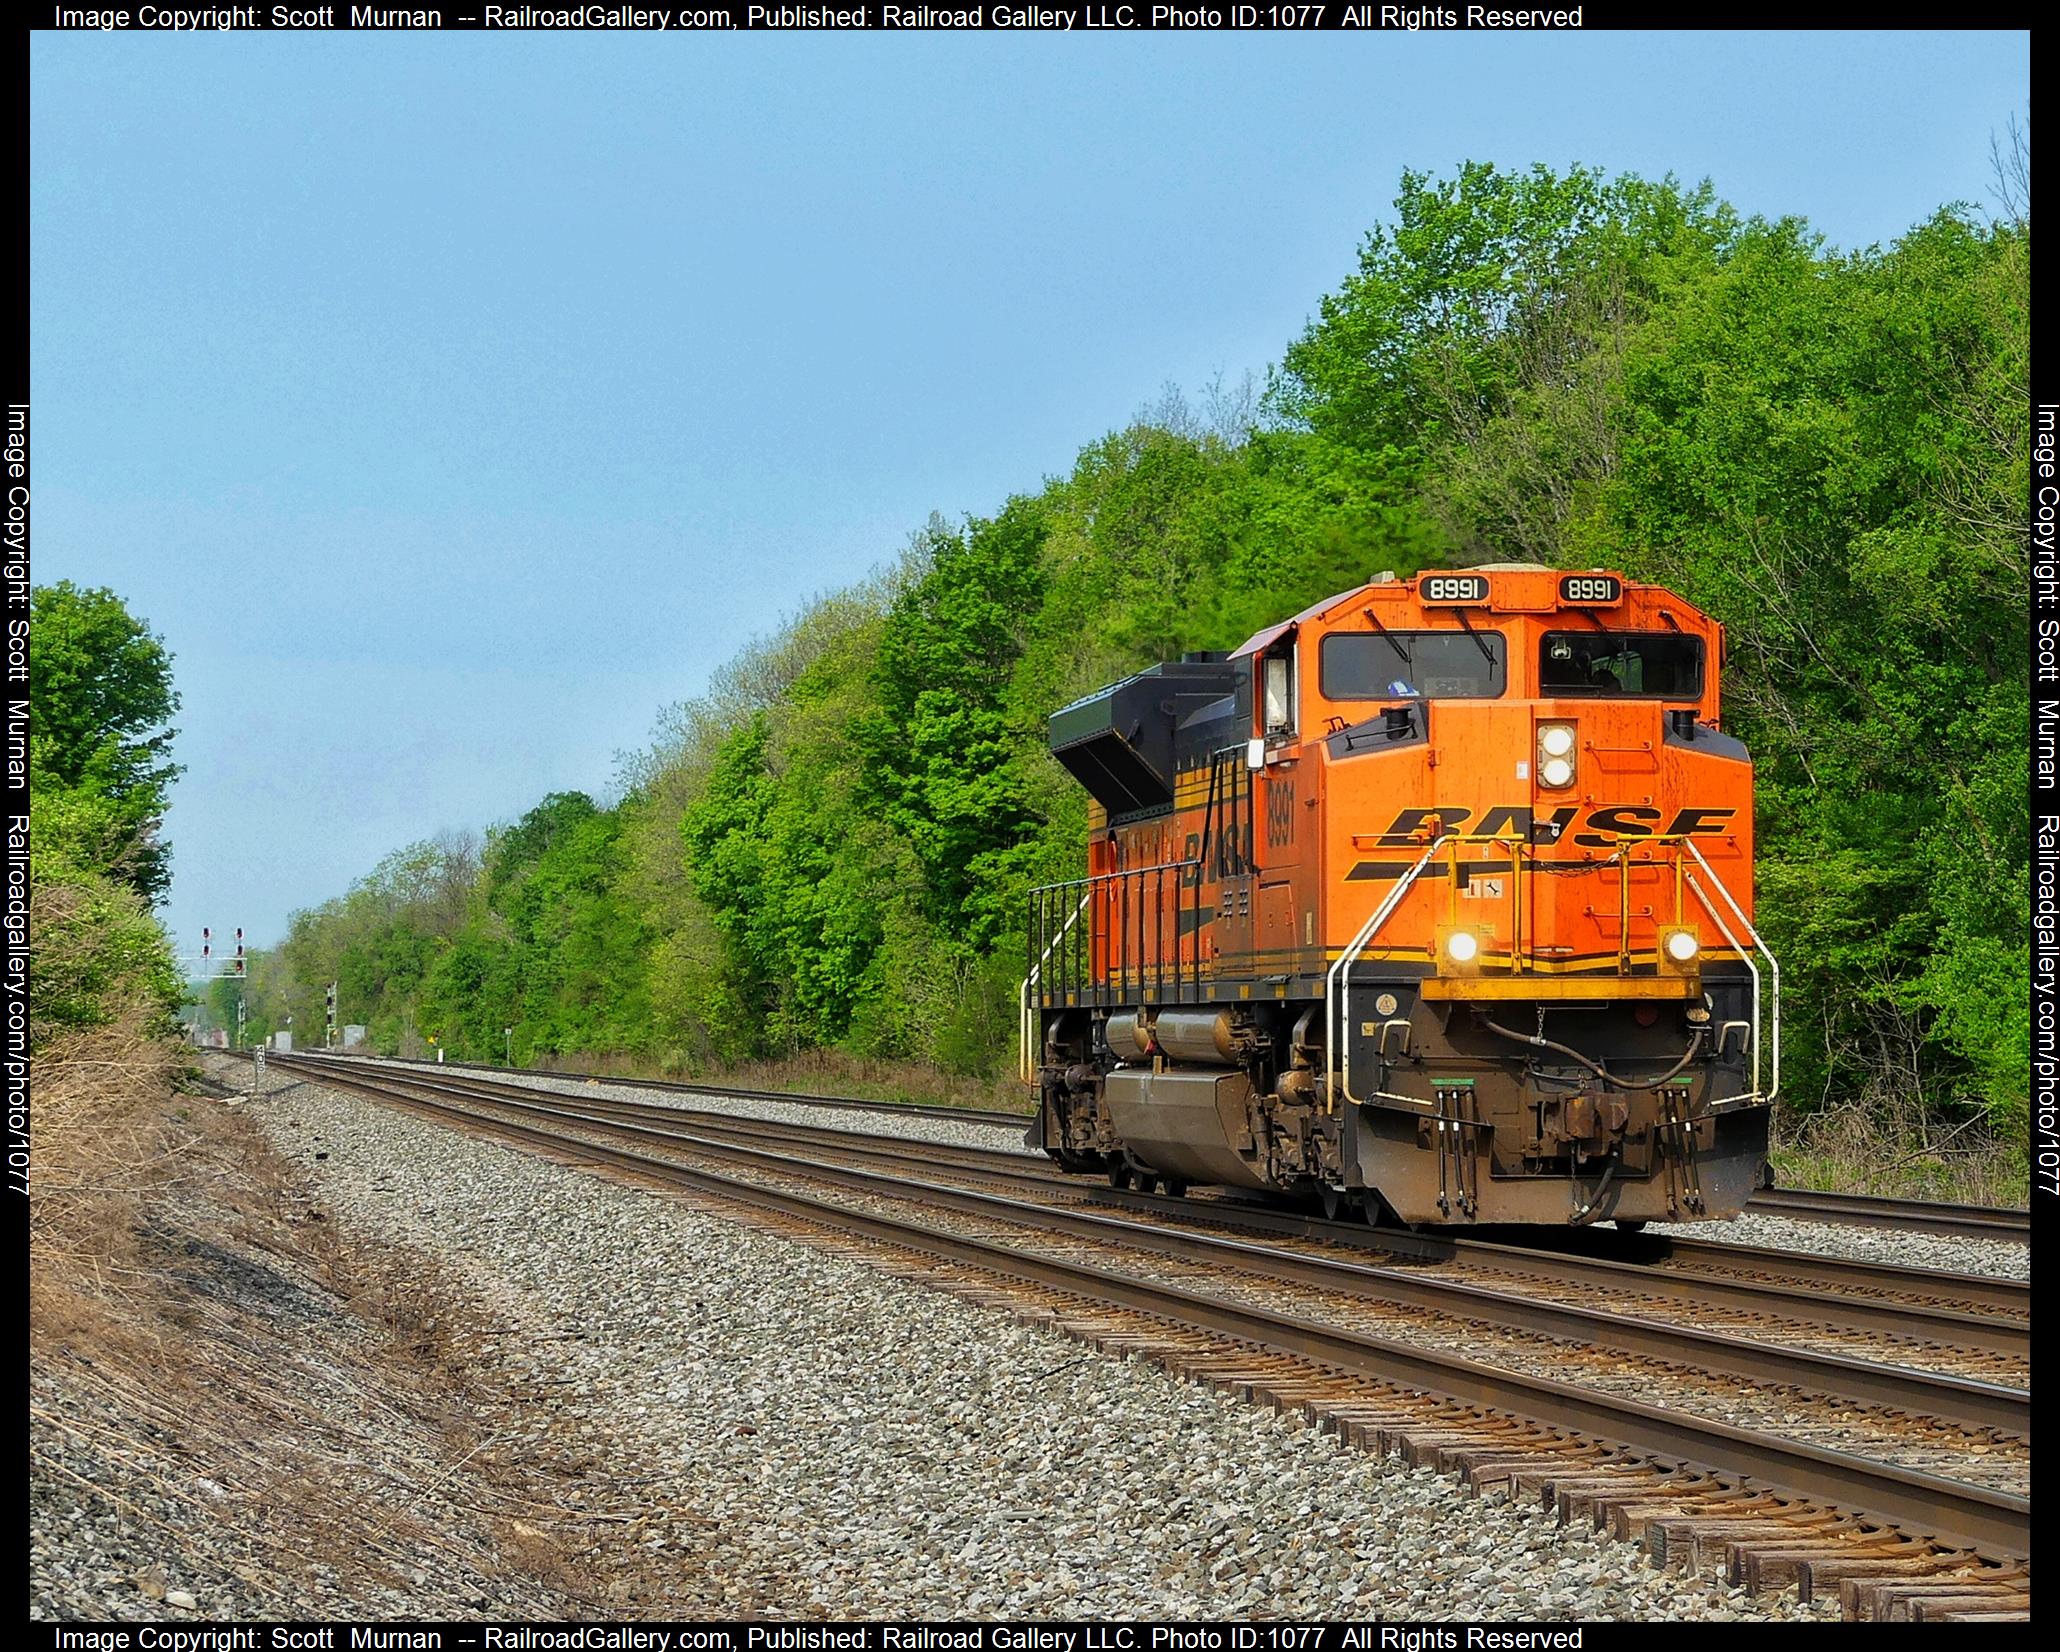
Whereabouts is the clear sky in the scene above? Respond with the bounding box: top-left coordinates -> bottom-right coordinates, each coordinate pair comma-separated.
30,28 -> 2029,960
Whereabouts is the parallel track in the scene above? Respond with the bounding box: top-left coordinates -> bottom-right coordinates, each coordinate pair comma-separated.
324,1053 -> 2029,1329
270,1050 -> 2029,1580
339,1058 -> 2031,1358
1747,1185 -> 2030,1241
342,1050 -> 2031,1241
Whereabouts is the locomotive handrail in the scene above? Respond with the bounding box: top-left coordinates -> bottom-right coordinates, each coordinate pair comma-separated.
1022,857 -> 1203,1086
1682,837 -> 1781,1110
1019,888 -> 1093,1085
1327,836 -> 1448,1111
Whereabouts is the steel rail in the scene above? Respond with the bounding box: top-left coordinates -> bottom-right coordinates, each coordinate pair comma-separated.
1749,1185 -> 2030,1241
284,1053 -> 2030,1353
271,1055 -> 2030,1560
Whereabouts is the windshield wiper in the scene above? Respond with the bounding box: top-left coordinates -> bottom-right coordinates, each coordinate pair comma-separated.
1362,607 -> 1412,664
1453,606 -> 1497,665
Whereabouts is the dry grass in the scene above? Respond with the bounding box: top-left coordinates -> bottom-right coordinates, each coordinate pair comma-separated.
31,1029 -> 710,1618
29,1013 -> 193,1346
1770,1103 -> 2028,1208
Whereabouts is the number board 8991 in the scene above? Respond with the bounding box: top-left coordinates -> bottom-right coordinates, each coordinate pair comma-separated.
1419,573 -> 1490,605
1559,574 -> 1623,604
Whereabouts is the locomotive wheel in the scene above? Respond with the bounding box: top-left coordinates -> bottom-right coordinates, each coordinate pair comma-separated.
1614,1219 -> 1648,1233
1162,1178 -> 1188,1199
1108,1163 -> 1135,1191
1318,1185 -> 1345,1222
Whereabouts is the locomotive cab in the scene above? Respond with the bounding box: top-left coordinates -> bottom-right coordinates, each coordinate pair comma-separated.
1027,562 -> 1776,1228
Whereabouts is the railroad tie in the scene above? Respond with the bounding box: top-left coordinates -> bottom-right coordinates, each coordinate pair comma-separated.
1640,1507 -> 1820,1571
1848,1575 -> 2033,1623
1792,1550 -> 1997,1605
1667,1512 -> 1851,1577
1551,1475 -> 1697,1527
1735,1537 -> 1930,1594
1896,1589 -> 2033,1623
1448,1448 -> 1616,1498
1717,1520 -> 1882,1585
1397,1429 -> 1511,1470
1311,1405 -> 1430,1449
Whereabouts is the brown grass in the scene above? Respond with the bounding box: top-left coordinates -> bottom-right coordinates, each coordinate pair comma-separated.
31,1029 -> 710,1618
29,1013 -> 193,1344
1770,1102 -> 2028,1208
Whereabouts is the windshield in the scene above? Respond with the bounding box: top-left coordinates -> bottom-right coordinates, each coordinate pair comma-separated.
1322,631 -> 1506,700
1540,632 -> 1703,697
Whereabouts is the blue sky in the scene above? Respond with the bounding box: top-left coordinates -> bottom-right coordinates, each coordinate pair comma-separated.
30,29 -> 2029,958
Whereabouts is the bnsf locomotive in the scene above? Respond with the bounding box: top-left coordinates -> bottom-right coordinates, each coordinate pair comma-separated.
1024,563 -> 1778,1227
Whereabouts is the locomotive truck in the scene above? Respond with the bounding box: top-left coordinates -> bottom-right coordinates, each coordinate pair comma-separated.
1024,562 -> 1778,1228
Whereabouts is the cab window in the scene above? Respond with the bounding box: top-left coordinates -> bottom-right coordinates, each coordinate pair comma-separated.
1320,631 -> 1505,699
1540,632 -> 1703,698
1261,650 -> 1296,734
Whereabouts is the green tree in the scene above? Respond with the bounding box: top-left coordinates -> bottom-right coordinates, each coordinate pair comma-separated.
31,582 -> 183,902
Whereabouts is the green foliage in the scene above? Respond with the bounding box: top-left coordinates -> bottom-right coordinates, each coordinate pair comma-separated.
28,583 -> 184,1045
31,581 -> 182,903
261,159 -> 2029,1150
29,869 -> 183,1043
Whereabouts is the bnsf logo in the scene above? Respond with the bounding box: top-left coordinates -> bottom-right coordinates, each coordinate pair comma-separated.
1377,803 -> 1735,849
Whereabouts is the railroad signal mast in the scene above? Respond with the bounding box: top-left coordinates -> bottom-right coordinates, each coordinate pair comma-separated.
191,926 -> 249,979
191,925 -> 251,1047
326,982 -> 338,1049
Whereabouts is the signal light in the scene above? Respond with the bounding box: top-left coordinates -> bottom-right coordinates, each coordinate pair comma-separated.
202,926 -> 211,960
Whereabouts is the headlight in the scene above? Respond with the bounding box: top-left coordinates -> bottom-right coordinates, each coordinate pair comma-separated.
1446,931 -> 1479,964
1664,930 -> 1700,963
1536,722 -> 1577,789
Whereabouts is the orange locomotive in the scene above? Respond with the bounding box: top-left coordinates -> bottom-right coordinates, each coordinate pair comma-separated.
1025,562 -> 1778,1227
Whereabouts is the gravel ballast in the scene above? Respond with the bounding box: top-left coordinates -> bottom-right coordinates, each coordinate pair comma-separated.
249,1060 -> 1836,1620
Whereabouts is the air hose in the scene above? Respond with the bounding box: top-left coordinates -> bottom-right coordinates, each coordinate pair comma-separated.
1479,1018 -> 1706,1091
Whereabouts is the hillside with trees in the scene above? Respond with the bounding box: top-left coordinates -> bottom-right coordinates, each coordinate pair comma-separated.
237,160 -> 2032,1189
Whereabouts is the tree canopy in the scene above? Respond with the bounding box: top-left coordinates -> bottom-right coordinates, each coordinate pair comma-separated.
250,158 -> 2030,1170
28,582 -> 183,1041
31,580 -> 183,903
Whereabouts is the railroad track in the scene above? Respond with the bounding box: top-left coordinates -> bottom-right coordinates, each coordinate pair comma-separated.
324,1057 -> 2032,1362
324,1050 -> 2031,1240
317,1052 -> 2029,1333
266,1051 -> 2028,1620
1747,1186 -> 2030,1242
